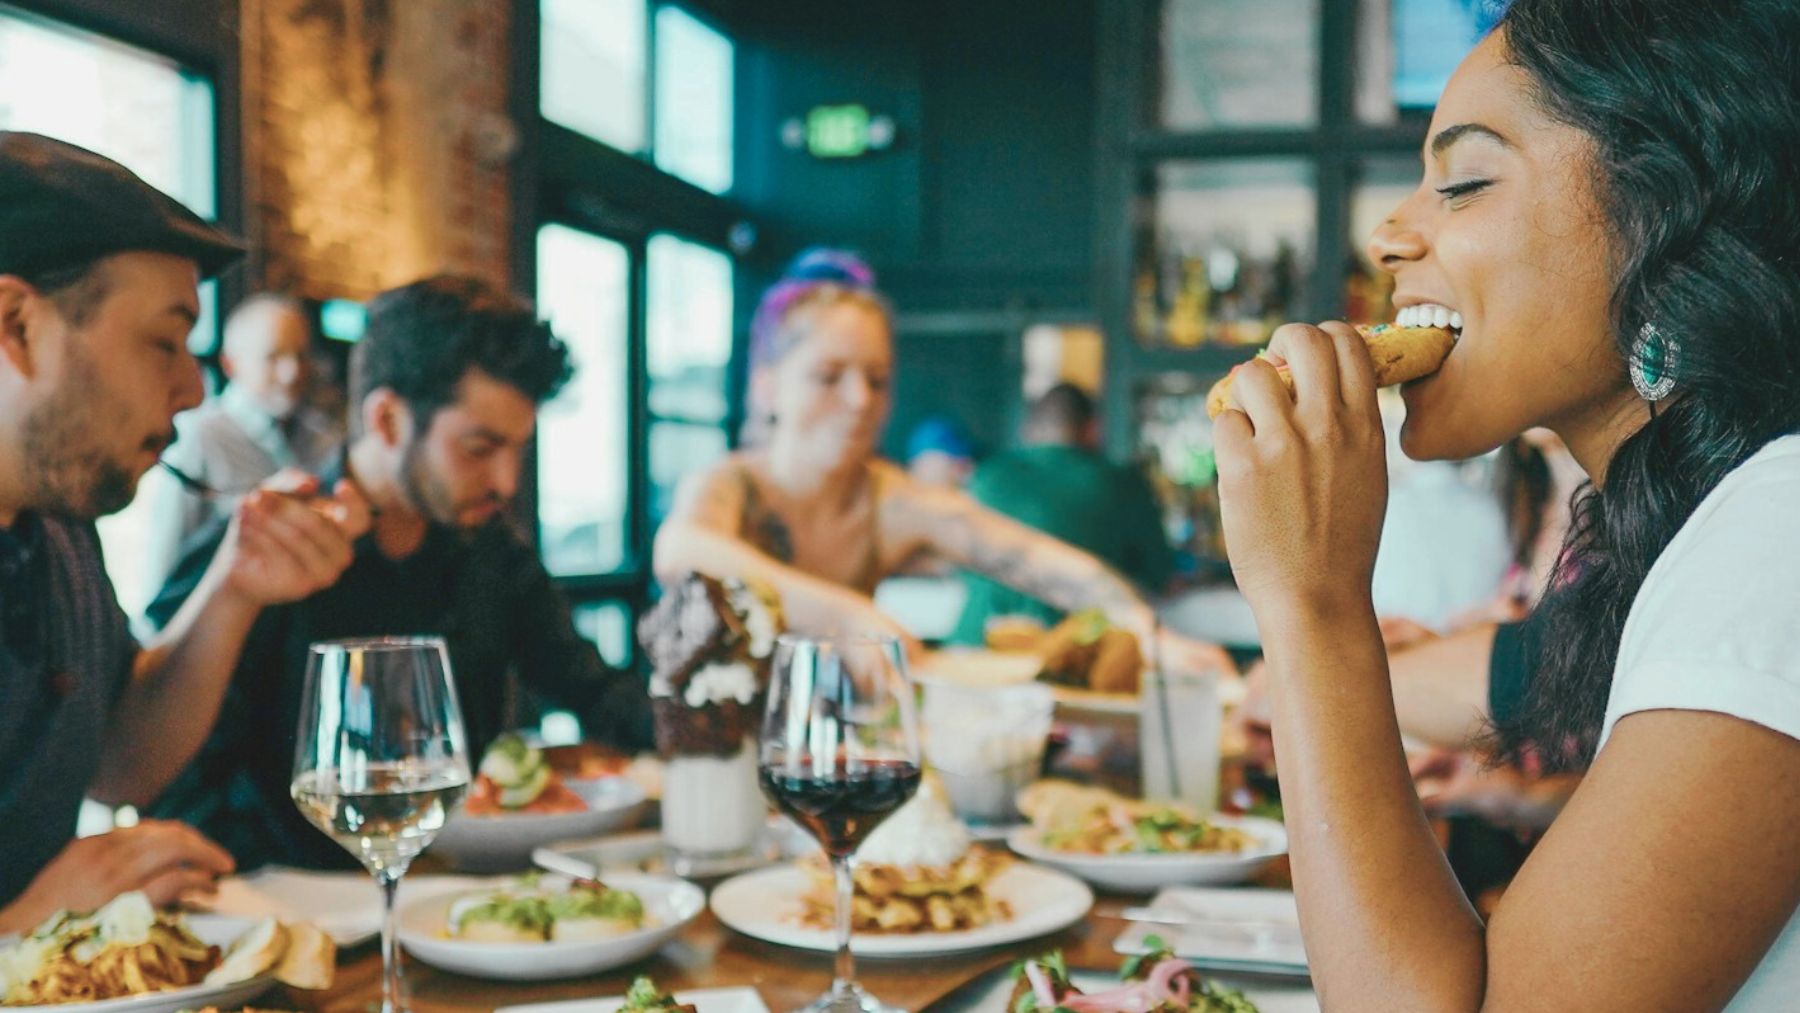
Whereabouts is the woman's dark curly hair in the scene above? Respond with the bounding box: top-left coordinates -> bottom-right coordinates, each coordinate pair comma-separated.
1494,0 -> 1800,770
349,274 -> 572,437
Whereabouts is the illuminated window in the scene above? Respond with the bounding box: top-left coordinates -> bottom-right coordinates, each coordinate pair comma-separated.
536,224 -> 633,576
540,0 -> 647,154
0,5 -> 221,625
646,234 -> 732,522
541,1 -> 734,193
653,5 -> 733,193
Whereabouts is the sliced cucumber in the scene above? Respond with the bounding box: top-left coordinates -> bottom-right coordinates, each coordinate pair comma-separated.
497,763 -> 552,808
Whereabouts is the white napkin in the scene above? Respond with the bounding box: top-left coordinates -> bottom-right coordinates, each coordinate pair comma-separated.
201,868 -> 494,947
1114,886 -> 1309,974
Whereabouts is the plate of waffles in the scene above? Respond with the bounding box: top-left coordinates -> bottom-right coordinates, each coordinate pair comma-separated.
708,776 -> 1092,957
709,860 -> 1091,958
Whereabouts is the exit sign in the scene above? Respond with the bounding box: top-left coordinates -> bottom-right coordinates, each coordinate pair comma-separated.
783,105 -> 898,159
808,104 -> 871,157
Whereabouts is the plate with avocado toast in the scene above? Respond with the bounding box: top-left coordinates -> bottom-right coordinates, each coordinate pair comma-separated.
397,873 -> 703,980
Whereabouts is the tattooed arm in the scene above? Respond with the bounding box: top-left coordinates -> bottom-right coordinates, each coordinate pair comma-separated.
653,457 -> 921,651
884,465 -> 1236,675
886,470 -> 1149,626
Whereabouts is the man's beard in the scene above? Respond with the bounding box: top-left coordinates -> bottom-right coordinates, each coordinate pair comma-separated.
399,437 -> 497,541
20,348 -> 148,518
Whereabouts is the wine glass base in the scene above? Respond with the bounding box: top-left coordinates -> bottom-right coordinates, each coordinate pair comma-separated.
799,982 -> 903,1013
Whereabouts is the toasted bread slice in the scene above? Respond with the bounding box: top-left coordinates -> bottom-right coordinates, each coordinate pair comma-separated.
1087,630 -> 1142,694
204,918 -> 287,986
1015,779 -> 1118,833
274,919 -> 336,990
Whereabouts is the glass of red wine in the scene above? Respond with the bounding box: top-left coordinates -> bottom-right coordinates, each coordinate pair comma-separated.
759,633 -> 921,1013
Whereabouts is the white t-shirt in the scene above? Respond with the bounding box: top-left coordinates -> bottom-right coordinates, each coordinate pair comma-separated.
1599,432 -> 1800,1010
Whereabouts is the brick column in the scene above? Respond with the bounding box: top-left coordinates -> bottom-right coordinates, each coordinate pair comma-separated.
240,0 -> 514,300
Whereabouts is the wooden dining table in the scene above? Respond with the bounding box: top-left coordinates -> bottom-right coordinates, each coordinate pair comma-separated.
262,886 -> 1179,1013
253,714 -> 1297,1012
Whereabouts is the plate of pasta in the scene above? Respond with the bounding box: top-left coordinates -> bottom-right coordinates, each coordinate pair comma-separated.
0,892 -> 333,1011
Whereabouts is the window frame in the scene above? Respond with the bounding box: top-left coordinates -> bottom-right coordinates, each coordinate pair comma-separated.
512,0 -> 744,668
650,2 -> 734,194
538,0 -> 735,195
1095,0 -> 1434,457
533,219 -> 644,590
1,0 -> 242,358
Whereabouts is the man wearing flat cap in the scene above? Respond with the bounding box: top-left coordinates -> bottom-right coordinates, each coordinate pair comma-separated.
0,132 -> 369,932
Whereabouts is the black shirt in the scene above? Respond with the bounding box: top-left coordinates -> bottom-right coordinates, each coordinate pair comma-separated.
145,508 -> 653,871
0,514 -> 137,907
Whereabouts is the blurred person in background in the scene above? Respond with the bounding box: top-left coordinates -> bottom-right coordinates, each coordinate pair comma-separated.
1489,427 -> 1583,619
950,382 -> 1174,644
137,294 -> 342,607
657,249 -> 1232,674
1368,391 -> 1512,632
903,414 -> 978,490
147,276 -> 653,872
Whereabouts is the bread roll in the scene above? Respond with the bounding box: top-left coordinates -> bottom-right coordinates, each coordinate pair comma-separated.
1087,630 -> 1142,694
1206,323 -> 1455,419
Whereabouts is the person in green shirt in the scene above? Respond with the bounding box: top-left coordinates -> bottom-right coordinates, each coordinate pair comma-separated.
951,383 -> 1174,644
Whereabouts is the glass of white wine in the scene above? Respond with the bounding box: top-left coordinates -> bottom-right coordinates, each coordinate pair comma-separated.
291,636 -> 470,1013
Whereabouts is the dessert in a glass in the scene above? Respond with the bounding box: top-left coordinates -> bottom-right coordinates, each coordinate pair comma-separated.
637,572 -> 782,873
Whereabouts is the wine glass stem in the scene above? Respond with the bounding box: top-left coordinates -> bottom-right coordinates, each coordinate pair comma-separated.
377,869 -> 404,1013
831,854 -> 856,996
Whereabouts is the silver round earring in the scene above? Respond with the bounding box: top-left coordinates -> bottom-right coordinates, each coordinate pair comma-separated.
1630,322 -> 1677,402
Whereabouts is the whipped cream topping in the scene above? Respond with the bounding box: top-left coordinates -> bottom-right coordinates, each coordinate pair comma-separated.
856,776 -> 971,868
725,580 -> 778,660
682,661 -> 759,708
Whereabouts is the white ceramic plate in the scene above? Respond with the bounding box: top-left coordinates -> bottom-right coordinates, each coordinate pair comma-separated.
201,869 -> 497,948
914,649 -> 1251,718
498,985 -> 770,1013
396,872 -> 704,981
709,861 -> 1092,958
1157,586 -> 1263,650
0,914 -> 276,1013
1114,886 -> 1308,978
915,649 -> 1141,716
924,966 -> 1316,1013
430,776 -> 648,871
1005,815 -> 1287,893
534,816 -> 818,881
913,648 -> 1044,688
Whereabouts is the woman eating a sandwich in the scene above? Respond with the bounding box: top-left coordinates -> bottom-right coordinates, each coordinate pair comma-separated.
1212,0 -> 1800,1008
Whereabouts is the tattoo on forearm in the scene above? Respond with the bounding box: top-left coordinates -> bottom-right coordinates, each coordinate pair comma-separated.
961,529 -> 1140,615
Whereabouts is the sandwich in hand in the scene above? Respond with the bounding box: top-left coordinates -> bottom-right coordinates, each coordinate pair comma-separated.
1205,322 -> 1455,420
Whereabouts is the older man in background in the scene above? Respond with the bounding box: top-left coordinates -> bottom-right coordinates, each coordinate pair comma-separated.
137,294 -> 342,604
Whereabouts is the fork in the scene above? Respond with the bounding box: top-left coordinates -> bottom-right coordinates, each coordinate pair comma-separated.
158,459 -> 243,499
160,460 -> 306,501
